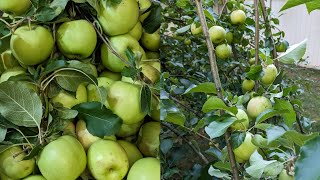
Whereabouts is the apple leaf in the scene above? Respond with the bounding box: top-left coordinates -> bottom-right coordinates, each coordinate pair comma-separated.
274,98 -> 296,127
295,135 -> 320,180
161,99 -> 186,126
245,65 -> 262,80
42,60 -> 68,76
0,81 -> 42,128
23,144 -> 45,160
208,166 -> 230,179
184,82 -> 217,94
205,117 -> 237,139
142,4 -> 161,33
266,125 -> 286,144
202,96 -> 238,115
50,0 -> 70,17
35,7 -> 56,22
255,108 -> 289,124
280,0 -> 314,12
140,85 -> 152,114
86,0 -> 101,14
245,151 -> 277,178
275,39 -> 307,64
55,69 -> 97,92
306,1 -> 320,13
175,25 -> 191,34
54,106 -> 79,120
67,60 -> 98,77
231,132 -> 246,149
72,102 -> 122,137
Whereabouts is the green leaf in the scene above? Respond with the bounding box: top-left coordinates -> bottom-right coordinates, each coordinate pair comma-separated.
231,132 -> 246,149
208,166 -> 230,179
0,127 -> 6,143
205,117 -> 237,139
86,0 -> 101,14
161,99 -> 186,126
280,0 -> 315,12
202,96 -> 238,115
175,25 -> 191,34
255,109 -> 289,124
54,106 -> 78,119
55,70 -> 96,92
276,39 -> 307,64
245,151 -> 277,178
42,60 -> 68,76
176,0 -> 189,8
50,0 -> 69,18
306,1 -> 320,13
125,48 -> 137,67
67,60 -> 98,76
263,161 -> 284,177
274,99 -> 296,127
140,85 -> 152,114
283,130 -> 318,146
23,144 -> 44,160
121,67 -> 141,80
295,135 -> 320,180
142,4 -> 161,33
0,81 -> 42,128
35,7 -> 56,22
246,65 -> 263,80
184,82 -> 217,94
72,102 -> 122,137
266,126 -> 286,144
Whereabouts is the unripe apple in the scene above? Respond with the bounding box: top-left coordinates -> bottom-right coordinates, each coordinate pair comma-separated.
276,40 -> 289,52
150,95 -> 160,121
231,109 -> 249,131
0,146 -> 35,179
0,171 -> 14,180
209,26 -> 226,44
99,70 -> 122,81
127,157 -> 160,180
108,81 -> 147,124
247,96 -> 272,118
249,57 -> 255,65
63,121 -> 76,136
215,44 -> 232,59
0,0 -> 31,15
138,0 -> 152,22
230,10 -> 246,24
97,0 -> 139,36
0,66 -> 26,83
261,64 -> 278,85
145,51 -> 160,59
88,140 -> 129,180
116,121 -> 144,137
118,140 -> 143,168
0,50 -> 20,74
226,31 -> 234,44
51,83 -> 88,109
233,132 -> 258,162
137,122 -> 160,157
23,175 -> 46,180
279,169 -> 294,180
57,20 -> 97,59
121,76 -> 143,85
140,29 -> 160,51
10,25 -> 54,66
242,79 -> 255,93
128,21 -> 143,40
140,64 -> 160,84
101,34 -> 146,72
87,76 -> 116,107
191,22 -> 202,35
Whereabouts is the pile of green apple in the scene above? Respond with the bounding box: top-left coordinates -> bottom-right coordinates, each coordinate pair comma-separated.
0,0 -> 160,179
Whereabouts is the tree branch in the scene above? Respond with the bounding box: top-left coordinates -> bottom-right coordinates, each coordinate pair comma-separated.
254,0 -> 260,91
194,0 -> 240,179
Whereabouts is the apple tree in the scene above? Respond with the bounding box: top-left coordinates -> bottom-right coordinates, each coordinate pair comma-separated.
160,0 -> 320,179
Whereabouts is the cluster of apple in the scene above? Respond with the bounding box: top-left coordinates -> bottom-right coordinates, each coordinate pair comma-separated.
0,0 -> 160,179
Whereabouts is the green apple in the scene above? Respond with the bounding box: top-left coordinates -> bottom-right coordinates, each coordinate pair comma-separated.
184,38 -> 192,45
10,25 -> 54,66
38,135 -> 86,180
150,95 -> 160,121
116,121 -> 144,137
101,34 -> 146,72
51,83 -> 87,109
145,51 -> 160,59
249,57 -> 255,65
63,121 -> 76,136
261,64 -> 278,85
191,22 -> 202,35
57,20 -> 97,59
0,0 -> 31,15
23,175 -> 47,180
231,109 -> 249,131
108,81 -> 147,124
87,77 -> 116,107
0,171 -> 14,180
140,28 -> 160,51
279,169 -> 294,180
127,157 -> 160,180
140,64 -> 160,84
247,96 -> 272,118
137,122 -> 160,157
215,44 -> 232,59
118,140 -> 143,168
226,31 -> 234,44
0,50 -> 20,74
121,76 -> 143,85
230,10 -> 246,24
97,0 -> 139,36
209,26 -> 226,44
138,0 -> 152,22
128,21 -> 143,40
0,146 -> 35,179
0,66 -> 26,83
141,60 -> 160,72
276,40 -> 289,52
100,70 -> 122,81
233,132 -> 258,163
242,79 -> 255,93
88,140 -> 129,180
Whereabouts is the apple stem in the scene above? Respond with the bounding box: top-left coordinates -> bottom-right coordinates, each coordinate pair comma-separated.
194,0 -> 241,179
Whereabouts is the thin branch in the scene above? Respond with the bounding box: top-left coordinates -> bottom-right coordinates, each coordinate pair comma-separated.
194,0 -> 240,179
162,122 -> 210,164
171,96 -> 203,117
254,0 -> 260,91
